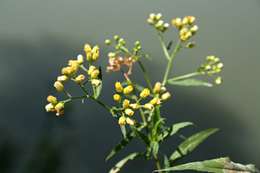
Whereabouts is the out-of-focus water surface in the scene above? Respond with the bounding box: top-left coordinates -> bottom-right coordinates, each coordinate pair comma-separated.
0,0 -> 259,172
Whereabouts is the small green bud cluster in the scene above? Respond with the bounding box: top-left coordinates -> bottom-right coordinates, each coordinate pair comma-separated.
198,56 -> 224,85
147,13 -> 169,32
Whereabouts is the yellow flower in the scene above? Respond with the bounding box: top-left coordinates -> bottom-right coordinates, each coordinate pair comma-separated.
161,92 -> 171,101
143,103 -> 154,110
91,45 -> 100,61
183,16 -> 196,25
54,81 -> 64,92
171,18 -> 183,29
180,28 -> 192,41
47,95 -> 58,104
57,75 -> 68,82
113,94 -> 121,102
153,82 -> 162,93
118,116 -> 126,125
115,82 -> 123,93
122,99 -> 130,108
125,108 -> 134,116
140,88 -> 150,98
123,85 -> 134,95
126,117 -> 135,125
75,74 -> 85,84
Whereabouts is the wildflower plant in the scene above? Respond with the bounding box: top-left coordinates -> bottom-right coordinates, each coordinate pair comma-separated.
45,13 -> 259,173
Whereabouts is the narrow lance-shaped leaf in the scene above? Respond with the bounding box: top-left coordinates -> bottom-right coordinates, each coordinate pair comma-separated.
159,122 -> 194,142
168,78 -> 213,87
170,128 -> 219,161
105,124 -> 146,161
154,157 -> 260,173
109,152 -> 141,173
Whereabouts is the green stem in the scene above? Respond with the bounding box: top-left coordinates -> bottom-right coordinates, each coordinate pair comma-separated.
170,72 -> 200,81
137,60 -> 153,90
162,40 -> 182,86
158,33 -> 171,60
154,154 -> 162,172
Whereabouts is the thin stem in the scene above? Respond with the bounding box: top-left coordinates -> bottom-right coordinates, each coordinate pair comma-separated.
137,60 -> 153,90
154,154 -> 162,172
170,72 -> 200,81
162,40 -> 182,86
158,33 -> 171,60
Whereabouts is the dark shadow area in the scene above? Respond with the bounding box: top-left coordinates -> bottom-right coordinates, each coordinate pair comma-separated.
0,36 -> 259,173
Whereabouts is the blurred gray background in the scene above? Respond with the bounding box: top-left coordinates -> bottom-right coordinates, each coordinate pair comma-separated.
0,0 -> 259,172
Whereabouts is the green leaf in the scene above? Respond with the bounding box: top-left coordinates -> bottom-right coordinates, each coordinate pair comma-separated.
120,125 -> 127,138
151,141 -> 159,158
155,157 -> 260,173
159,122 -> 194,142
163,155 -> 171,173
105,124 -> 146,161
168,78 -> 213,87
109,152 -> 141,173
170,128 -> 219,161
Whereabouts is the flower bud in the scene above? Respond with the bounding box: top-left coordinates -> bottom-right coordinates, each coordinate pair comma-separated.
54,81 -> 64,92
105,39 -> 111,45
75,74 -> 85,84
45,103 -> 55,112
113,94 -> 121,102
118,116 -> 126,125
61,67 -> 74,75
130,103 -> 140,110
84,44 -> 92,61
125,108 -> 134,116
215,76 -> 222,85
153,82 -> 162,93
90,69 -> 100,79
91,45 -> 100,61
190,25 -> 199,34
143,103 -> 154,110
140,88 -> 150,98
123,85 -> 134,95
115,82 -> 123,93
91,79 -> 101,86
47,95 -> 58,104
77,54 -> 84,64
126,117 -> 135,125
55,102 -> 64,112
122,99 -> 130,108
161,92 -> 171,101
57,75 -> 68,82
150,97 -> 161,105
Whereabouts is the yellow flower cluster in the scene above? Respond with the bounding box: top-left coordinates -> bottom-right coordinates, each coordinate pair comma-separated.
46,43 -> 102,115
112,81 -> 171,126
147,13 -> 169,32
45,95 -> 64,116
171,16 -> 198,42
